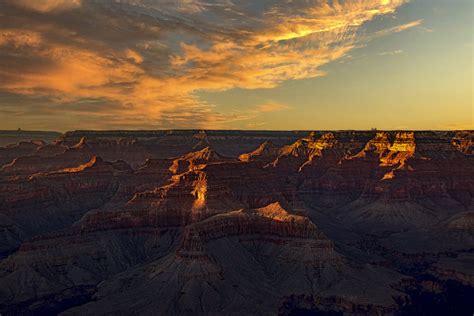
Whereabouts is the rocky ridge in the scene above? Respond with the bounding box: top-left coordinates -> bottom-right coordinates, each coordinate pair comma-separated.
0,130 -> 472,315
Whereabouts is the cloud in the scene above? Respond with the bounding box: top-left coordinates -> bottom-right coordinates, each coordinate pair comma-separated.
378,49 -> 403,56
0,30 -> 43,48
369,19 -> 423,40
391,19 -> 423,32
13,0 -> 81,12
0,0 -> 415,129
247,122 -> 268,129
255,103 -> 291,113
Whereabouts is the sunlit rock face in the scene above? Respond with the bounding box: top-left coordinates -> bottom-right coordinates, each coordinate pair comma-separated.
346,131 -> 416,180
451,131 -> 474,155
0,130 -> 472,315
239,140 -> 280,163
169,147 -> 235,174
177,202 -> 337,262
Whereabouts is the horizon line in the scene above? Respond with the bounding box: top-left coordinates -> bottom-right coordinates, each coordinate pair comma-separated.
2,128 -> 473,134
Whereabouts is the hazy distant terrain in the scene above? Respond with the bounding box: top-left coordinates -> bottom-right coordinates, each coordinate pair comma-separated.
0,130 -> 61,146
0,130 -> 472,315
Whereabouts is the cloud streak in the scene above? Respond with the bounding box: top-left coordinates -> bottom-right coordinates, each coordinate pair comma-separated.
0,0 -> 417,129
255,103 -> 291,113
378,49 -> 403,56
13,0 -> 82,12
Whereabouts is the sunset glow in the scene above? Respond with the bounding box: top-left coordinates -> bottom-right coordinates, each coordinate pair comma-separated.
0,0 -> 472,130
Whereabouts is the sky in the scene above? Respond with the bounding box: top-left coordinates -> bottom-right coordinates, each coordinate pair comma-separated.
0,0 -> 472,131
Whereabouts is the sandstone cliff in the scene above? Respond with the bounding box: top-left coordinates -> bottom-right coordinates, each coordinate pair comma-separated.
0,130 -> 472,315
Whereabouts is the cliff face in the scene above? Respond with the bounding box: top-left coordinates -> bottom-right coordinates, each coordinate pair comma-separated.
0,130 -> 472,315
238,140 -> 280,162
169,147 -> 234,174
0,156 -> 131,255
177,202 -> 335,258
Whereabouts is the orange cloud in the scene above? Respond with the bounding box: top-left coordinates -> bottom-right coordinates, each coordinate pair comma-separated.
256,103 -> 291,113
369,19 -> 423,39
0,0 -> 415,129
13,0 -> 81,12
2,42 -> 143,98
0,30 -> 42,48
125,49 -> 144,64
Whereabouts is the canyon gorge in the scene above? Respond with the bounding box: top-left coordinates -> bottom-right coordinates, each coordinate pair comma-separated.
0,130 -> 472,315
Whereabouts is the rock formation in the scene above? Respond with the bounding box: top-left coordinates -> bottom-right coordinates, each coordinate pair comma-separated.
0,130 -> 472,315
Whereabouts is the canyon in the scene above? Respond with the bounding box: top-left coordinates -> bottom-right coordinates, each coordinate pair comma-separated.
0,130 -> 472,315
